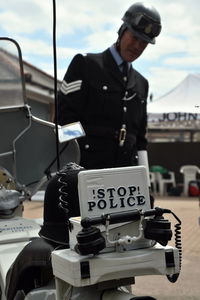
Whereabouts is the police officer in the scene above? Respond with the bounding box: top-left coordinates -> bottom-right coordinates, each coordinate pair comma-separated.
57,2 -> 162,171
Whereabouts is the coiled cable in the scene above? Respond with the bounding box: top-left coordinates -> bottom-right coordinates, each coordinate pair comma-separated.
58,171 -> 69,217
167,211 -> 182,283
57,162 -> 84,228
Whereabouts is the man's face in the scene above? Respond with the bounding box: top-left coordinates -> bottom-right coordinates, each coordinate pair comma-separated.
119,30 -> 148,62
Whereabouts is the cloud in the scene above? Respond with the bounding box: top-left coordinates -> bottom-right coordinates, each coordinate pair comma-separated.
164,55 -> 200,67
147,67 -> 188,100
0,0 -> 200,98
0,0 -> 52,35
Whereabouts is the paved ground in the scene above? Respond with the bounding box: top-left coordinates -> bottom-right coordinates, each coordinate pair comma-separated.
132,196 -> 200,300
23,196 -> 200,300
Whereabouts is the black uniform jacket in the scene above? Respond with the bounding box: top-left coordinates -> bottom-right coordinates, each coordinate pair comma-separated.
57,48 -> 149,169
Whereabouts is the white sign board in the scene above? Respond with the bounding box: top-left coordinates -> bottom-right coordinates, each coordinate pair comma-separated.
148,112 -> 200,123
78,166 -> 151,218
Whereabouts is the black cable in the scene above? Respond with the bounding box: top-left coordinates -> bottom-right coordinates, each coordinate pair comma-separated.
149,208 -> 182,283
167,211 -> 182,283
52,0 -> 60,171
58,171 -> 69,217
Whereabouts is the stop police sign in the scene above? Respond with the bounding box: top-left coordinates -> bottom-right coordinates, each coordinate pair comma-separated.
78,166 -> 151,219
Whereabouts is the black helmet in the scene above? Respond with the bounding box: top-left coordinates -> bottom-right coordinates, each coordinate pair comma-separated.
121,2 -> 162,44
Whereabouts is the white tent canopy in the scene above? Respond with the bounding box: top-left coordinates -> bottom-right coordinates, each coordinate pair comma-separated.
148,73 -> 200,125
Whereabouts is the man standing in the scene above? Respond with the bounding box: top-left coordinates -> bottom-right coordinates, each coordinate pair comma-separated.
57,2 -> 162,170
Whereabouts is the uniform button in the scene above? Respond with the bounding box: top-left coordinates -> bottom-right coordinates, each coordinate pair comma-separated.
123,106 -> 127,112
85,144 -> 90,149
123,76 -> 127,82
103,85 -> 108,90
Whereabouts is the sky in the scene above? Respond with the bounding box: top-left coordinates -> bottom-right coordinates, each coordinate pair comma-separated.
0,0 -> 200,100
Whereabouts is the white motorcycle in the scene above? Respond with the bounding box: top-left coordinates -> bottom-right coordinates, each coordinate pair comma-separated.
0,38 -> 182,300
0,37 -> 82,300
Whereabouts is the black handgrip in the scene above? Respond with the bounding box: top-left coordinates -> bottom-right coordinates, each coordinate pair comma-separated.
81,210 -> 141,228
143,207 -> 171,217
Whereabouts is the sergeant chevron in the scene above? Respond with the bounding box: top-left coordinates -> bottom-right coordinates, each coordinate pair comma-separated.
60,80 -> 82,95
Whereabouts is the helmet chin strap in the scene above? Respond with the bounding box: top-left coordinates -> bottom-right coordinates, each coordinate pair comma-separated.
116,24 -> 127,56
118,23 -> 127,38
116,39 -> 120,54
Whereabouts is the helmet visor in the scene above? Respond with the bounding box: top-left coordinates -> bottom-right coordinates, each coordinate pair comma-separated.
133,13 -> 161,37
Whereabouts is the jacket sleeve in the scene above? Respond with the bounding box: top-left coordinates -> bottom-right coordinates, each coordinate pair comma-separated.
57,54 -> 87,126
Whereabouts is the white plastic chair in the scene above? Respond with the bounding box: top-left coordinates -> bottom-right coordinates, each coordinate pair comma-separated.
149,172 -> 157,194
156,171 -> 176,196
180,165 -> 200,196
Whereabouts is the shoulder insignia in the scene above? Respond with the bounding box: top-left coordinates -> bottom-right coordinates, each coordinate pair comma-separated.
60,80 -> 82,95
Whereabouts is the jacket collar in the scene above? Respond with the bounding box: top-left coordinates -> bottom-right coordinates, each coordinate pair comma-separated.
103,48 -> 136,89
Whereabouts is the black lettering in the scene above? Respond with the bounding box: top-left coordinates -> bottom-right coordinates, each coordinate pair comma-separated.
160,113 -> 179,121
127,196 -> 136,207
109,198 -> 118,209
117,187 -> 126,196
177,112 -> 187,121
97,188 -> 105,198
119,197 -> 125,208
128,186 -> 136,195
167,113 -> 177,121
160,113 -> 198,122
97,199 -> 107,209
136,195 -> 145,205
107,188 -> 116,198
188,113 -> 197,120
88,201 -> 96,211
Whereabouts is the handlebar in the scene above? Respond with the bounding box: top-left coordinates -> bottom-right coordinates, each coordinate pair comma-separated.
81,207 -> 173,228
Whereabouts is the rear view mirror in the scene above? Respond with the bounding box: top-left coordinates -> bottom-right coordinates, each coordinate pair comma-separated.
58,121 -> 85,143
0,37 -> 26,110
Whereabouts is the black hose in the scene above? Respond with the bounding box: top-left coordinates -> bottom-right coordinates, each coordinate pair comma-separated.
52,0 -> 60,171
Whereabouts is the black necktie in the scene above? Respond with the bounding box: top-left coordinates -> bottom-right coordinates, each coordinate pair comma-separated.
121,61 -> 129,77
